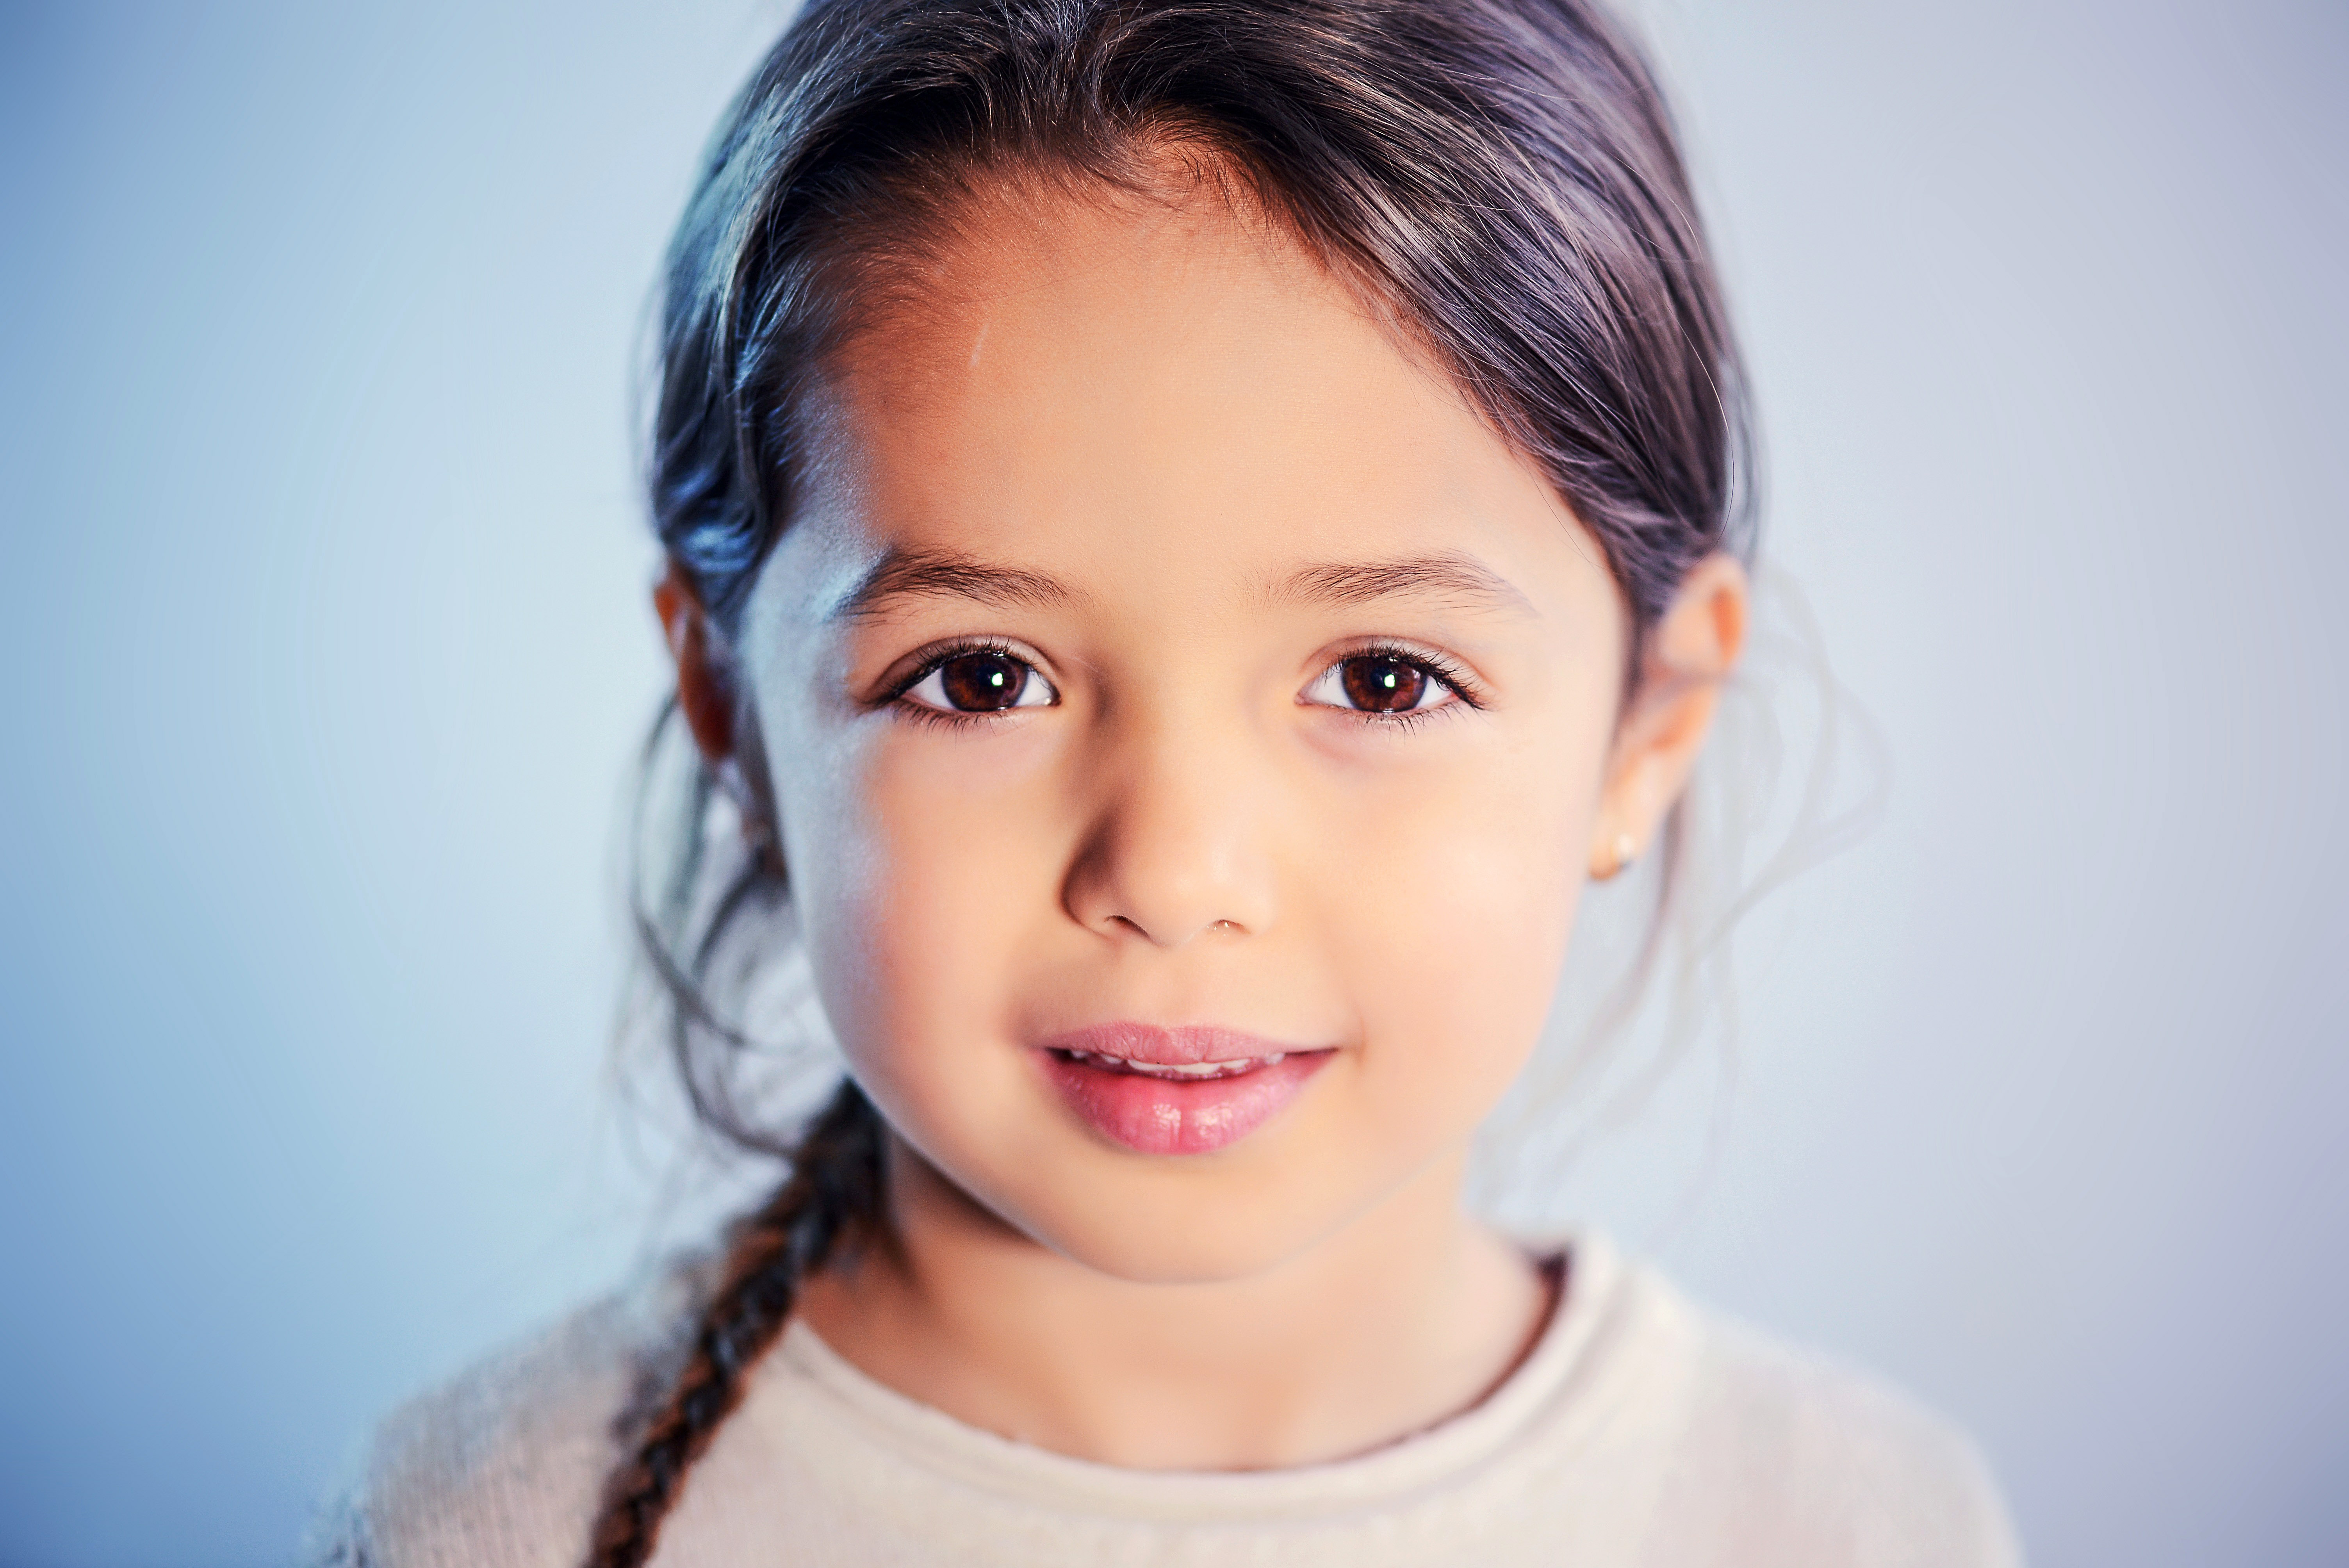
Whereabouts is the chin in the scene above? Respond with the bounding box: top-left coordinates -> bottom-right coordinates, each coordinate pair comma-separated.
1026,1207 -> 1330,1286
970,1128 -> 1414,1288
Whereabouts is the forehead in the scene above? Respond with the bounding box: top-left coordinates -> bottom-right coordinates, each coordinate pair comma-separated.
796,183 -> 1592,610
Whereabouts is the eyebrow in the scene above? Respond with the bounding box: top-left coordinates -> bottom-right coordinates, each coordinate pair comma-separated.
825,544 -> 1534,624
826,545 -> 1075,623
1269,552 -> 1536,618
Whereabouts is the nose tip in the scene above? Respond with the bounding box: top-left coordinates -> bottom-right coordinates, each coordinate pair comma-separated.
1063,767 -> 1275,949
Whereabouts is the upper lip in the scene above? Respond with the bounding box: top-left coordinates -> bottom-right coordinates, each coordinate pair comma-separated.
1035,1021 -> 1314,1065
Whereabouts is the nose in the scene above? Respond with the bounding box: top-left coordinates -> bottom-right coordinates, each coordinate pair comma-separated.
1062,708 -> 1277,948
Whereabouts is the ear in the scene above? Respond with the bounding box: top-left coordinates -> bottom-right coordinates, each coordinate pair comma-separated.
1589,553 -> 1748,877
654,562 -> 738,764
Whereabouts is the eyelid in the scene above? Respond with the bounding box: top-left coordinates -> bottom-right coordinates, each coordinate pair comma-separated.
879,636 -> 1060,709
1302,640 -> 1488,713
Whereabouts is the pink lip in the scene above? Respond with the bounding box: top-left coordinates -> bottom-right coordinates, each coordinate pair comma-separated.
1035,1023 -> 1334,1155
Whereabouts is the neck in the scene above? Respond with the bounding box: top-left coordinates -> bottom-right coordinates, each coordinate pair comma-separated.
796,1134 -> 1551,1470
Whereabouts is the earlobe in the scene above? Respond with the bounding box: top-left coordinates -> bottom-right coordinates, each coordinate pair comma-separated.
655,564 -> 738,764
1588,553 -> 1748,878
1593,829 -> 1638,880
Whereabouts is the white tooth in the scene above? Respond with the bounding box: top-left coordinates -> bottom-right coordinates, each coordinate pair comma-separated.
1104,1056 -> 1275,1079
1264,1053 -> 1283,1066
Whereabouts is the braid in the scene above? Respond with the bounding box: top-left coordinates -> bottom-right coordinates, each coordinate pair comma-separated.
585,1079 -> 886,1568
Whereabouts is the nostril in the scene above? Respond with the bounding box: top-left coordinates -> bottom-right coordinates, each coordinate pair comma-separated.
1099,913 -> 1246,943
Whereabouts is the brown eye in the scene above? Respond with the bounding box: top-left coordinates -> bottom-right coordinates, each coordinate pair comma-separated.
939,651 -> 1029,710
901,648 -> 1055,715
1301,648 -> 1463,720
1339,654 -> 1428,713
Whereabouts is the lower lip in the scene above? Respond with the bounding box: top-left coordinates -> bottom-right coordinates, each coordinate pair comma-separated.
1039,1050 -> 1333,1155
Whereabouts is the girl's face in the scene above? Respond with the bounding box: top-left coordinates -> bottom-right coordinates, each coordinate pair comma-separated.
731,185 -> 1690,1283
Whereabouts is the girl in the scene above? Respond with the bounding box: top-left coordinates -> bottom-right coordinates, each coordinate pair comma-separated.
331,0 -> 2018,1563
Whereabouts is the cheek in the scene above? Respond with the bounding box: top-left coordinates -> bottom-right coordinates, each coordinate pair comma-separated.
1310,730 -> 1602,1135
766,715 -> 1060,1104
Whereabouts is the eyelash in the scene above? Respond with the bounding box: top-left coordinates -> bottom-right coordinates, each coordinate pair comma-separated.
878,639 -> 1486,731
1313,641 -> 1486,730
881,638 -> 1050,731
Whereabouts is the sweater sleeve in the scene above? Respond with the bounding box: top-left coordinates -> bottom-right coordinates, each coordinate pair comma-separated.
310,1274 -> 698,1568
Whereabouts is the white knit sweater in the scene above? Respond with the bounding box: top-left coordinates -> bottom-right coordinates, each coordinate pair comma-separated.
323,1235 -> 2020,1567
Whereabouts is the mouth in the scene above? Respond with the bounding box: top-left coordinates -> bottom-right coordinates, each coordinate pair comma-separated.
1035,1023 -> 1333,1156
1050,1047 -> 1290,1080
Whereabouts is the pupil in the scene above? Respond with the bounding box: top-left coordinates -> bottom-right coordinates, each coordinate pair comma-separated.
1342,656 -> 1426,713
939,652 -> 1027,711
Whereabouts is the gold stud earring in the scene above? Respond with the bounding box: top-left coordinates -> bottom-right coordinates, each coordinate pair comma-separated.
1599,829 -> 1637,880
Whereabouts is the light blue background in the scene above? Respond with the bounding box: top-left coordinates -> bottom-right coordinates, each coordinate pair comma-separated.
1,2 -> 2342,1563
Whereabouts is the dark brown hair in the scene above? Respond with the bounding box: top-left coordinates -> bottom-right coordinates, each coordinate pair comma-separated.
595,1 -> 1752,1560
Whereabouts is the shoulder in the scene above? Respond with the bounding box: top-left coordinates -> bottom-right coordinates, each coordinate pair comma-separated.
1625,1270 -> 2023,1568
312,1261 -> 709,1568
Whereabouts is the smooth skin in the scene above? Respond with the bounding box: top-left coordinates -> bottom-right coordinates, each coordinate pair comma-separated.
657,174 -> 1746,1472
